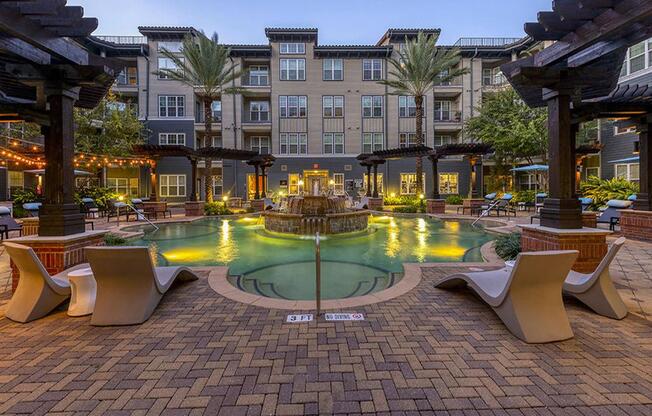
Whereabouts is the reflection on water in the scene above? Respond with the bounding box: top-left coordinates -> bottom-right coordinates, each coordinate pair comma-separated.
216,220 -> 239,263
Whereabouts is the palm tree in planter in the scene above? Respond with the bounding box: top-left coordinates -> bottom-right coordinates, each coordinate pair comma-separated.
157,32 -> 242,203
379,32 -> 467,196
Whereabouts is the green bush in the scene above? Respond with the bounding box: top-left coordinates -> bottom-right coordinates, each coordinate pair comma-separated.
11,188 -> 38,205
494,232 -> 521,260
445,195 -> 463,205
392,205 -> 418,213
204,202 -> 233,216
75,186 -> 119,210
513,190 -> 536,204
383,195 -> 419,206
104,233 -> 126,246
580,176 -> 638,207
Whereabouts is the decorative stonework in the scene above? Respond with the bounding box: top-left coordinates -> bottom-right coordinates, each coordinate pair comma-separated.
20,217 -> 39,236
519,225 -> 610,273
367,197 -> 383,211
6,230 -> 108,292
427,199 -> 446,214
184,201 -> 204,217
250,199 -> 264,212
620,210 -> 652,242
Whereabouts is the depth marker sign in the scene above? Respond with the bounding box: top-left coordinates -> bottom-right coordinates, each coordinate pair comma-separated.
325,313 -> 365,321
286,314 -> 313,323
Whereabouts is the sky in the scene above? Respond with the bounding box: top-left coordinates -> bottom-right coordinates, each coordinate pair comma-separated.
69,0 -> 551,45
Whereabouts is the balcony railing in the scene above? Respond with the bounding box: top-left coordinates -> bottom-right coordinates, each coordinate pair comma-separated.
95,35 -> 148,45
241,75 -> 270,87
453,37 -> 522,48
195,113 -> 222,124
434,112 -> 462,123
243,114 -> 271,123
435,77 -> 463,87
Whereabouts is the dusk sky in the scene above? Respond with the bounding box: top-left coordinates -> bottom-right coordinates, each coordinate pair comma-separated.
70,0 -> 551,45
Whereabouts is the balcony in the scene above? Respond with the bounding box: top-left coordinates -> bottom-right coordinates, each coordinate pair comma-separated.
434,77 -> 463,97
434,111 -> 463,131
241,74 -> 271,97
242,112 -> 271,132
94,35 -> 148,45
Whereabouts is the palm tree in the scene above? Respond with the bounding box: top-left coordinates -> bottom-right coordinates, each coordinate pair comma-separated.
379,32 -> 467,196
156,32 -> 242,203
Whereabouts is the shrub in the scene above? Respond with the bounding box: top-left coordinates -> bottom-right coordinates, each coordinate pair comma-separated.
75,186 -> 119,210
392,205 -> 418,213
11,188 -> 38,205
204,202 -> 233,216
383,195 -> 419,206
104,233 -> 126,246
494,232 -> 521,260
580,176 -> 638,207
445,195 -> 463,205
513,190 -> 536,204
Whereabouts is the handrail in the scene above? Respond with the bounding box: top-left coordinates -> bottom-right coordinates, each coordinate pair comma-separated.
125,203 -> 159,231
472,199 -> 502,227
315,232 -> 321,316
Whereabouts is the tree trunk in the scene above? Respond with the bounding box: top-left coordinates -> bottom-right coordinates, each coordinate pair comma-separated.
415,95 -> 424,195
203,97 -> 214,203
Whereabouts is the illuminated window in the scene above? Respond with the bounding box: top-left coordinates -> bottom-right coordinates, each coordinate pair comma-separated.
400,173 -> 426,195
439,173 -> 459,194
160,174 -> 186,197
288,173 -> 300,195
333,173 -> 345,195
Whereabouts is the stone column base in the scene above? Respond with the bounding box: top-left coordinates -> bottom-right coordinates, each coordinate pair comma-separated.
367,197 -> 383,211
427,199 -> 446,214
6,230 -> 108,292
581,212 -> 598,228
620,210 -> 652,242
185,201 -> 204,217
519,225 -> 610,273
250,199 -> 265,212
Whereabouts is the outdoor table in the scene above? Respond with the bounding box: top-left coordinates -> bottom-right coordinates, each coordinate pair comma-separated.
67,267 -> 96,317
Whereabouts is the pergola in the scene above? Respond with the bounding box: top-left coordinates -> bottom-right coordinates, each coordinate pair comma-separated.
357,143 -> 493,199
133,144 -> 272,201
245,154 -> 276,200
501,0 -> 652,229
0,1 -> 120,236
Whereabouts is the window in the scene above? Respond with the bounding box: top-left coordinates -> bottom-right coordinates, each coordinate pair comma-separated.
107,178 -> 129,195
362,96 -> 383,118
323,133 -> 344,154
247,65 -> 269,86
158,41 -> 182,52
212,172 -> 223,197
323,96 -> 344,118
159,133 -> 186,145
249,101 -> 270,122
212,136 -> 222,148
363,59 -> 382,80
362,133 -> 383,153
117,67 -> 137,86
614,125 -> 636,135
363,173 -> 384,195
250,136 -> 270,154
279,133 -> 308,154
434,135 -> 457,146
158,57 -> 183,79
288,173 -> 300,195
333,173 -> 345,195
399,133 -> 418,148
615,163 -> 640,182
400,173 -> 426,195
280,43 -> 305,54
160,174 -> 186,197
585,167 -> 600,179
280,59 -> 306,80
159,96 -> 185,117
482,67 -> 506,86
434,101 -> 452,121
436,69 -> 451,86
621,40 -> 652,77
211,101 -> 222,121
399,96 -> 417,117
323,59 -> 343,80
279,96 -> 307,118
8,171 -> 23,189
439,173 -> 459,194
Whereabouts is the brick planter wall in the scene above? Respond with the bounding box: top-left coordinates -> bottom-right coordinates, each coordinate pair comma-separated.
581,212 -> 598,228
427,199 -> 446,214
6,230 -> 108,292
185,201 -> 204,217
250,199 -> 264,212
21,217 -> 39,236
367,197 -> 383,211
620,210 -> 652,242
519,225 -> 610,273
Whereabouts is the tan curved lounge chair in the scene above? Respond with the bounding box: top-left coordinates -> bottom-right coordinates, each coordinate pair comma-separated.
436,250 -> 579,344
85,246 -> 198,326
563,237 -> 628,320
4,242 -> 89,323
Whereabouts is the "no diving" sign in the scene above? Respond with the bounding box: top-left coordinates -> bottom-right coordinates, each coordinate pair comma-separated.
325,313 -> 364,321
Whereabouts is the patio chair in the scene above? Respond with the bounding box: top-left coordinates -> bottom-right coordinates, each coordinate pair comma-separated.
579,197 -> 593,212
484,192 -> 497,202
3,242 -> 89,323
563,237 -> 628,320
354,196 -> 369,210
495,194 -> 516,217
535,193 -> 547,212
597,199 -> 633,230
85,246 -> 198,326
435,250 -> 579,343
22,202 -> 41,217
80,197 -> 100,218
0,207 -> 22,239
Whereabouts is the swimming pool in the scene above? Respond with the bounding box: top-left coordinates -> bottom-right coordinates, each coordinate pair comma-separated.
125,215 -> 494,300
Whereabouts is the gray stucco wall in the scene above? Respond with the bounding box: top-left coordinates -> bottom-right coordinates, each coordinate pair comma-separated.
599,119 -> 639,179
146,119 -> 197,147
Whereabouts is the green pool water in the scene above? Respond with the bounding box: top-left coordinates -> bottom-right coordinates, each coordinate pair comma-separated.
125,216 -> 493,300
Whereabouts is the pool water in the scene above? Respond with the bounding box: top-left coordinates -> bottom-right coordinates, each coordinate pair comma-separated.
126,216 -> 493,300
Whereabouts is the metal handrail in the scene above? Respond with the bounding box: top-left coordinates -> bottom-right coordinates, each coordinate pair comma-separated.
472,199 -> 502,227
315,232 -> 321,316
125,203 -> 159,231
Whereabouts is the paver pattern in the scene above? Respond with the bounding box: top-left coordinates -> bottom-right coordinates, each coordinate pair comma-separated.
0,264 -> 650,415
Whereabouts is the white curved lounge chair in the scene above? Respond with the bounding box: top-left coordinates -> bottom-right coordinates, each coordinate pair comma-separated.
4,242 -> 89,323
436,250 -> 579,344
563,237 -> 628,320
354,197 -> 369,210
85,246 -> 198,326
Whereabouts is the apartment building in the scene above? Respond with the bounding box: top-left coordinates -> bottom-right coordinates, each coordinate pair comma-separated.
85,28 -> 534,202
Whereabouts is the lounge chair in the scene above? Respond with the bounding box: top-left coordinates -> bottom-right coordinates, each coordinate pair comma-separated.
3,242 -> 89,323
354,196 -> 369,210
597,199 -> 633,230
80,198 -> 100,218
535,193 -> 547,212
263,198 -> 277,211
435,250 -> 579,343
563,237 -> 628,319
484,192 -> 497,203
579,197 -> 593,212
22,202 -> 41,217
85,246 -> 198,326
0,207 -> 22,239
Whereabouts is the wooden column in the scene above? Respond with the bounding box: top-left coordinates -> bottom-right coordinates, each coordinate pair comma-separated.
260,166 -> 267,198
190,158 -> 198,202
372,163 -> 379,198
149,161 -> 158,202
635,121 -> 652,211
431,157 -> 440,199
540,90 -> 582,229
473,157 -> 483,198
254,164 -> 260,200
365,165 -> 372,197
38,88 -> 85,236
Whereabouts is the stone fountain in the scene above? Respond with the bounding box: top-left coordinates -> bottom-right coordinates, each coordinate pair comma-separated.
263,196 -> 369,235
